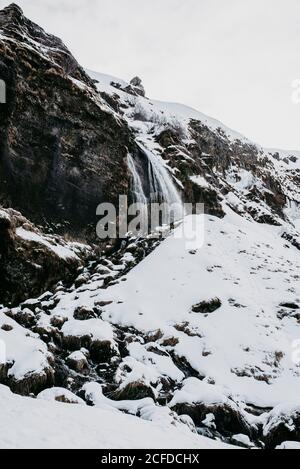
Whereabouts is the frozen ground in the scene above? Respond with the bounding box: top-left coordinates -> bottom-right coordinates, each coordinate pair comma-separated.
0,385 -> 233,449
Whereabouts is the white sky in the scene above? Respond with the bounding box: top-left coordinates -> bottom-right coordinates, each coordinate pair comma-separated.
1,0 -> 300,150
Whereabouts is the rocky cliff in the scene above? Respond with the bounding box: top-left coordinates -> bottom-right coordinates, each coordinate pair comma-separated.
0,4 -> 132,239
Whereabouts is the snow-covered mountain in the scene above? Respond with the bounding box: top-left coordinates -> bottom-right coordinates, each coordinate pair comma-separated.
0,4 -> 300,449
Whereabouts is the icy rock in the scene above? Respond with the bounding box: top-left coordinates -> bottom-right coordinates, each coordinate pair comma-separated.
170,378 -> 253,438
113,381 -> 156,401
232,434 -> 255,448
73,306 -> 97,320
191,298 -> 222,314
0,314 -> 54,395
37,387 -> 85,405
74,274 -> 88,288
129,76 -> 145,97
276,441 -> 300,449
263,402 -> 300,449
61,319 -> 118,363
66,351 -> 89,373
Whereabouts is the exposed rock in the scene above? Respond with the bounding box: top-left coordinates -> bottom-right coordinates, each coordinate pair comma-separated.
37,387 -> 85,404
66,351 -> 89,374
90,339 -> 118,363
129,76 -> 146,97
113,381 -> 156,401
73,306 -> 97,320
0,4 -> 131,239
279,302 -> 299,310
0,208 -> 83,305
191,298 -> 222,314
263,404 -> 300,449
172,400 -> 253,438
50,315 -> 68,328
5,366 -> 55,396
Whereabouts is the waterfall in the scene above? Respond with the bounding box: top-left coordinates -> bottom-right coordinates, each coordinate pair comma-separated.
138,143 -> 183,222
127,147 -> 183,235
127,154 -> 148,233
127,154 -> 147,206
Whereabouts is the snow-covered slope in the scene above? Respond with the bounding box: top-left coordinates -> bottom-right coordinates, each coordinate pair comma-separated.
0,5 -> 300,450
89,70 -> 300,166
1,207 -> 299,448
0,385 -> 233,449
88,70 -> 247,142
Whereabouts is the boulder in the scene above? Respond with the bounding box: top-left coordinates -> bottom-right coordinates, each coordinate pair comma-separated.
263,403 -> 300,449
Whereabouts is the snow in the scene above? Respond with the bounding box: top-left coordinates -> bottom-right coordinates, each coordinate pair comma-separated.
263,401 -> 300,437
169,378 -> 228,407
49,209 -> 300,410
276,441 -> 300,449
1,16 -> 299,450
61,318 -> 115,342
37,387 -> 85,405
264,148 -> 300,169
87,71 -> 248,144
0,314 -> 51,381
190,175 -> 211,189
232,434 -> 254,447
0,385 -> 234,449
16,227 -> 79,260
67,350 -> 86,362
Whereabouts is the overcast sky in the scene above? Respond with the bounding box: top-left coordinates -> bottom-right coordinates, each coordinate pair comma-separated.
1,0 -> 299,150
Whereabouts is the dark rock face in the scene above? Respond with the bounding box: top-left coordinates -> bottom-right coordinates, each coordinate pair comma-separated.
0,4 -> 131,239
155,120 -> 293,223
172,401 -> 253,438
128,76 -> 146,97
191,298 -> 222,314
263,408 -> 300,449
0,207 -> 82,306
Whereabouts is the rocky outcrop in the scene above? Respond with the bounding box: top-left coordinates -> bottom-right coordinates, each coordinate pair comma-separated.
263,404 -> 300,449
0,4 -> 131,239
128,76 -> 146,97
0,207 -> 86,305
156,120 -> 294,224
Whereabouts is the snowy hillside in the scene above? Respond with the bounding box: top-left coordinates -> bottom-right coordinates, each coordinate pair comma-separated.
0,385 -> 235,449
0,4 -> 300,450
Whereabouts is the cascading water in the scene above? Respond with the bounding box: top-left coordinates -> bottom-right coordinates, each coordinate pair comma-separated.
137,143 -> 183,222
127,154 -> 148,232
127,154 -> 148,206
127,147 -> 184,236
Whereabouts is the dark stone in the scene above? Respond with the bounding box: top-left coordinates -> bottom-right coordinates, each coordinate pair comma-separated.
172,401 -> 253,438
113,381 -> 156,401
191,298 -> 222,314
89,340 -> 117,363
279,302 -> 299,310
0,4 -> 131,241
264,409 -> 300,449
73,306 -> 96,320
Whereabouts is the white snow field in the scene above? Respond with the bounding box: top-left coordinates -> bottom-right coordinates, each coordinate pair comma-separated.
0,385 -> 233,449
46,208 -> 300,409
